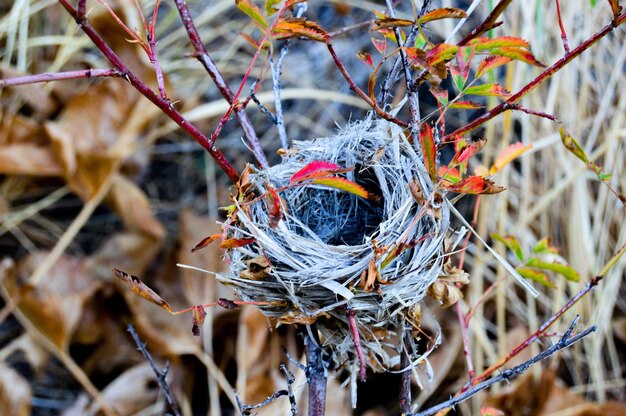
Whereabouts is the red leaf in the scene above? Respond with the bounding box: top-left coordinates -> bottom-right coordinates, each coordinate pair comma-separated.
191,305 -> 207,336
419,123 -> 437,182
490,142 -> 532,175
311,177 -> 369,199
429,87 -> 448,105
468,36 -> 529,51
191,233 -> 222,253
442,175 -> 505,194
220,237 -> 256,249
489,47 -> 545,67
356,51 -> 374,67
476,56 -> 511,78
217,298 -> 240,309
418,7 -> 468,24
449,100 -> 484,109
265,183 -> 282,228
273,18 -> 331,43
455,139 -> 487,165
426,43 -> 458,66
464,83 -> 511,97
113,268 -> 172,313
371,37 -> 387,55
235,0 -> 268,28
290,161 -> 349,184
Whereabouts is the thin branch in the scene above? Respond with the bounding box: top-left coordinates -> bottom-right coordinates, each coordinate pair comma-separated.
304,327 -> 328,416
458,0 -> 514,45
399,329 -> 412,415
127,324 -> 181,416
0,68 -> 121,87
172,0 -> 269,168
419,317 -> 596,416
271,48 -> 290,150
250,79 -> 278,124
282,364 -> 298,416
239,390 -> 289,415
445,11 -> 626,141
555,0 -> 570,54
57,0 -> 240,183
347,308 -> 367,381
146,0 -> 167,99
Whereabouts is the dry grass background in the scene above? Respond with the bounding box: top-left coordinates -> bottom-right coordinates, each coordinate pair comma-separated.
0,0 -> 625,415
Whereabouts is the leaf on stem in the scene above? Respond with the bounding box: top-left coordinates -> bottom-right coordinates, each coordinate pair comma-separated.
236,0 -> 268,28
560,128 -> 588,163
191,233 -> 222,253
533,237 -> 559,254
220,238 -> 256,249
371,17 -> 414,31
356,51 -> 374,67
264,183 -> 283,228
191,305 -> 207,336
426,43 -> 458,66
311,177 -> 369,199
526,258 -> 580,282
419,123 -> 437,182
492,233 -> 524,261
442,176 -> 506,194
290,161 -> 349,184
113,268 -> 172,313
517,267 -> 555,288
490,142 -> 532,175
489,47 -> 545,67
468,36 -> 530,51
464,83 -> 511,97
476,56 -> 512,78
273,18 -> 331,43
371,37 -> 387,55
449,100 -> 484,109
418,7 -> 468,24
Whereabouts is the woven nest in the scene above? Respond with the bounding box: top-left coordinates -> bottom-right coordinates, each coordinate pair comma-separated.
217,117 -> 450,372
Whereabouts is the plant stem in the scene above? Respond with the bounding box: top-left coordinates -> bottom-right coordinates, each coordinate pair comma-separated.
57,0 -> 240,183
399,329 -> 412,415
172,0 -> 268,168
458,0 -> 513,45
445,11 -> 626,141
304,328 -> 327,416
0,68 -> 120,87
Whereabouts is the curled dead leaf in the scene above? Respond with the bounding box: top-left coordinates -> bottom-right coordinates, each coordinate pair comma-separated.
112,268 -> 172,313
240,256 -> 271,280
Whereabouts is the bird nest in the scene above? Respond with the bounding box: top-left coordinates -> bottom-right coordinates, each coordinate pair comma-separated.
217,117 -> 451,372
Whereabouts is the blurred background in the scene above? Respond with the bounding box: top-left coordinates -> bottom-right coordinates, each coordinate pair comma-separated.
0,0 -> 624,415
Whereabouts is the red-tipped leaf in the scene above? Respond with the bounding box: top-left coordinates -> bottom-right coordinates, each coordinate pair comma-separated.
476,56 -> 511,78
290,161 -> 350,184
490,142 -> 532,175
311,177 -> 369,199
442,175 -> 506,194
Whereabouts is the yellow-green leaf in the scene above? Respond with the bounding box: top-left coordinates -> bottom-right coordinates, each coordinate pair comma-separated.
311,177 -> 370,199
236,0 -> 268,28
464,83 -> 510,97
517,267 -> 555,288
492,233 -> 524,261
418,8 -> 467,24
560,128 -> 589,163
526,258 -> 580,282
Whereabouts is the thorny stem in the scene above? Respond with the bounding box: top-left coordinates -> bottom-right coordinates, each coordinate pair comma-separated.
326,43 -> 408,127
445,11 -> 626,141
347,308 -> 367,381
304,327 -> 328,416
555,0 -> 570,54
146,0 -> 167,99
172,0 -> 269,168
0,68 -> 120,87
127,324 -> 181,416
421,318 -> 596,416
57,0 -> 240,183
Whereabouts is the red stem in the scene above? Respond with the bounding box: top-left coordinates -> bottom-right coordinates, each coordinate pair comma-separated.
347,308 -> 367,381
445,11 -> 626,142
173,0 -> 268,169
555,0 -> 570,54
458,0 -> 513,45
57,0 -> 240,183
0,68 -> 120,87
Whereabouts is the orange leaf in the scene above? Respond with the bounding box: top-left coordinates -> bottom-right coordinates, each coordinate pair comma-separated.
191,305 -> 207,336
402,47 -> 426,67
113,268 -> 172,313
490,142 -> 532,175
273,18 -> 331,43
311,177 -> 369,199
220,237 -> 256,249
468,36 -> 529,51
455,139 -> 487,165
476,56 -> 511,78
426,43 -> 458,66
449,100 -> 484,109
419,123 -> 437,182
371,17 -> 414,31
442,175 -> 505,194
265,183 -> 282,228
191,233 -> 222,253
490,47 -> 545,67
235,0 -> 267,28
464,83 -> 511,97
290,161 -> 349,184
418,7 -> 467,24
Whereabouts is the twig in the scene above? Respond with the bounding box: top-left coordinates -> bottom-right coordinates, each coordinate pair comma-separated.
445,11 -> 626,141
282,364 -> 298,416
239,390 -> 289,415
399,328 -> 412,415
250,79 -> 278,123
57,0 -> 240,183
146,0 -> 167,99
271,49 -> 290,150
418,317 -> 596,416
304,327 -> 328,416
127,324 -> 181,416
347,308 -> 367,381
458,0 -> 513,45
555,0 -> 570,54
0,68 -> 120,87
172,0 -> 269,168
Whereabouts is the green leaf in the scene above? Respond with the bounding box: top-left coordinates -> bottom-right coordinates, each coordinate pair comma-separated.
265,0 -> 281,15
533,237 -> 559,254
560,128 -> 589,163
311,177 -> 370,199
492,233 -> 524,261
526,258 -> 580,282
464,83 -> 511,97
517,267 -> 555,288
236,0 -> 268,28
